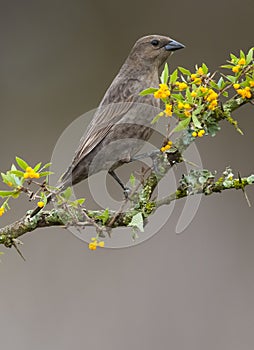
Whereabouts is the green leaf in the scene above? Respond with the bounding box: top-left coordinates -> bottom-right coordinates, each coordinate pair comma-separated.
192,114 -> 202,129
240,50 -> 245,59
34,162 -> 42,172
151,113 -> 163,124
217,77 -> 225,89
171,93 -> 183,101
178,67 -> 191,76
97,208 -> 109,225
202,63 -> 209,74
61,187 -> 72,200
9,170 -> 24,177
226,75 -> 237,83
172,117 -> 191,132
209,81 -> 219,90
169,68 -> 178,84
39,171 -> 54,177
222,91 -> 229,97
16,156 -> 29,171
39,163 -> 52,172
0,190 -> 16,197
139,87 -> 158,96
129,173 -> 136,187
128,212 -> 144,232
246,47 -> 253,65
230,53 -> 238,62
185,87 -> 192,101
160,63 -> 169,84
221,64 -> 234,69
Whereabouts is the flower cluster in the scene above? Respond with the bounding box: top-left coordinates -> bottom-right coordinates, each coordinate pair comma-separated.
232,57 -> 246,73
23,167 -> 40,179
192,129 -> 205,138
154,83 -> 170,99
89,237 -> 105,250
233,81 -> 253,99
190,67 -> 204,85
160,140 -> 173,152
204,89 -> 218,110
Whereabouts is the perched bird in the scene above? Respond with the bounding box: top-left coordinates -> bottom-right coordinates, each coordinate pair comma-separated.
31,34 -> 184,216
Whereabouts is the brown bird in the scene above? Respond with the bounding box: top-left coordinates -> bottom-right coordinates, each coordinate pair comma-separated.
31,34 -> 184,216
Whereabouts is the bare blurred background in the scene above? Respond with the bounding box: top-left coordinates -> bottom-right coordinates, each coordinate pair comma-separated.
0,0 -> 254,349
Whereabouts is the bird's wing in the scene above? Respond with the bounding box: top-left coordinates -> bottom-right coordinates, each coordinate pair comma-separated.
70,77 -> 142,168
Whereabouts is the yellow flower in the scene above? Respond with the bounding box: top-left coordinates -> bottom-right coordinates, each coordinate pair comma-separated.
249,80 -> 254,87
238,58 -> 246,65
89,242 -> 97,250
192,131 -> 198,137
191,91 -> 197,97
7,181 -> 13,187
184,103 -> 191,109
197,67 -> 204,75
233,83 -> 240,89
184,110 -> 191,117
177,82 -> 188,91
164,104 -> 173,116
191,74 -> 197,80
154,83 -> 171,99
98,241 -> 105,248
232,65 -> 240,73
23,168 -> 40,179
37,201 -> 44,208
197,129 -> 205,137
237,88 -> 252,99
208,100 -> 218,110
178,102 -> 184,109
200,87 -> 208,93
0,207 -> 5,216
160,141 -> 172,152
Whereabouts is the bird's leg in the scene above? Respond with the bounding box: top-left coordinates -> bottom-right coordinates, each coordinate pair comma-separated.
108,169 -> 130,199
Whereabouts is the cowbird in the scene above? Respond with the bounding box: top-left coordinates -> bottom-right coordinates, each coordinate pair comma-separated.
31,34 -> 184,216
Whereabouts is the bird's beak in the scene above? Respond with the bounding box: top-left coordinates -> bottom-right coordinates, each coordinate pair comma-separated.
164,39 -> 185,51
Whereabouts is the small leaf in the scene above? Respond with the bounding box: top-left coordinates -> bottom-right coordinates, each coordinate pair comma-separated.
34,162 -> 42,172
217,77 -> 225,89
192,114 -> 202,129
246,47 -> 253,65
128,212 -> 144,232
172,117 -> 191,132
139,87 -> 158,96
129,173 -> 136,187
16,157 -> 29,171
39,171 -> 54,177
0,190 -> 16,197
9,170 -> 24,177
170,68 -> 178,84
160,63 -> 169,84
61,187 -> 72,200
226,75 -> 237,83
151,113 -> 163,124
202,63 -> 209,74
221,64 -> 234,69
240,50 -> 245,59
178,67 -> 191,76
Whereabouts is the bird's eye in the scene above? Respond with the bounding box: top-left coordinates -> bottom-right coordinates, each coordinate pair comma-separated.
151,39 -> 159,46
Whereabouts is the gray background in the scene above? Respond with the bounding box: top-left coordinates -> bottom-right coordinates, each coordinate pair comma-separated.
0,0 -> 254,349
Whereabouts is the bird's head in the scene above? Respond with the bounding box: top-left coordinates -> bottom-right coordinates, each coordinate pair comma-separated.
128,34 -> 185,68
